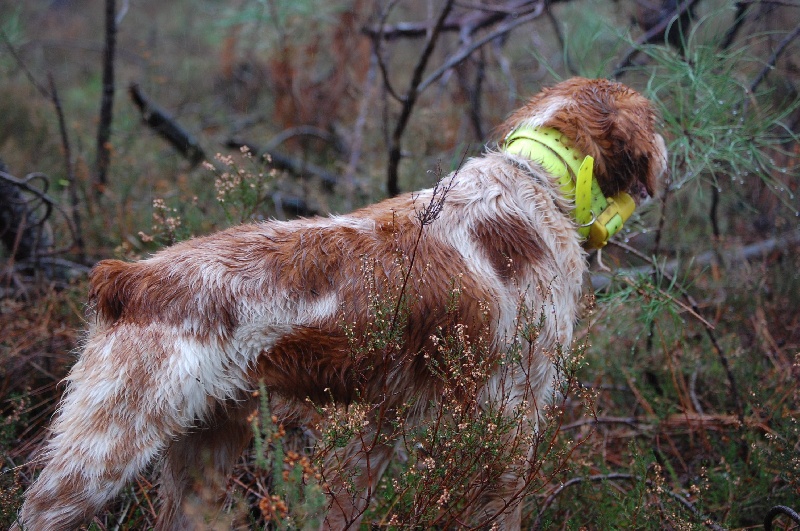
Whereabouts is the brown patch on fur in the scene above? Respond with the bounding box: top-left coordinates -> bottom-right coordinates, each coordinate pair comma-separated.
259,327 -> 354,403
259,205 -> 498,408
472,215 -> 548,282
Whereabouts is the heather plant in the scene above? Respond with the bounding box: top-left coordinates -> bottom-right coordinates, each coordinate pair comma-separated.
311,237 -> 595,528
248,382 -> 327,529
204,147 -> 279,225
526,11 -> 800,528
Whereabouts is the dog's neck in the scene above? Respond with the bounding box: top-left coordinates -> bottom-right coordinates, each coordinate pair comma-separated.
502,126 -> 635,249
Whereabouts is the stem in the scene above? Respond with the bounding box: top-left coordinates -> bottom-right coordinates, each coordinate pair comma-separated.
48,74 -> 86,263
94,0 -> 117,195
386,0 -> 456,197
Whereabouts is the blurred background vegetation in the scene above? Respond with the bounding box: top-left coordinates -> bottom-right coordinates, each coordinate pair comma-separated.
0,0 -> 798,528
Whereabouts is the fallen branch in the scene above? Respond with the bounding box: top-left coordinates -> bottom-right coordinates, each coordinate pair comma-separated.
591,229 -> 800,291
561,412 -> 778,434
224,138 -> 339,190
128,83 -> 205,166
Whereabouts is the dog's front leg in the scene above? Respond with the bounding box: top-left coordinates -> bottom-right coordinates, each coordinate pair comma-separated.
322,418 -> 397,530
472,354 -> 555,530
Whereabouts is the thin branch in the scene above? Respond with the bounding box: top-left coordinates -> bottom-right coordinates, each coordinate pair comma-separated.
592,229 -> 800,291
749,23 -> 800,93
545,0 -> 577,76
560,416 -> 640,430
1,32 -> 85,263
371,0 -> 404,103
416,3 -> 545,93
387,0 -> 457,197
533,473 -> 726,531
0,31 -> 50,99
48,74 -> 85,263
720,1 -> 749,51
116,0 -> 129,25
344,53 -> 379,211
362,0 -> 537,40
598,233 -> 797,425
454,0 -> 543,13
94,0 -> 117,194
612,0 -> 699,78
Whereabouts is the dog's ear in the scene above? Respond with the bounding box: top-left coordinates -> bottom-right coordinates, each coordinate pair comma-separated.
499,78 -> 665,199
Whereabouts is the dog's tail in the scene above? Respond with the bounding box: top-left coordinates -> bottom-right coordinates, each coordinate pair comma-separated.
88,258 -> 133,323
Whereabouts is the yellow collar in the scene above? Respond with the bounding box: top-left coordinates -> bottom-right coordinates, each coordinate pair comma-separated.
503,126 -> 635,249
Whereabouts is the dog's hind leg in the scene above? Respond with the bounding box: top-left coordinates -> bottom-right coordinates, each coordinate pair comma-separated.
155,397 -> 256,531
17,324 -> 239,531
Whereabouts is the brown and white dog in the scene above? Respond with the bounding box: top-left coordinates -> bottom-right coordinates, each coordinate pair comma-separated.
17,77 -> 666,530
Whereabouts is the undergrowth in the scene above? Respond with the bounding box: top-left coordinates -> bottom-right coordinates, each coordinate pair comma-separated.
1,0 -> 799,529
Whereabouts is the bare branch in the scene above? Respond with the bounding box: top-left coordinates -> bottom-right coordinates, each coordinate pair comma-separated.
387,0 -> 457,197
533,473 -> 726,531
94,0 -> 117,194
371,0 -> 404,103
720,1 -> 749,51
416,3 -> 545,93
129,83 -> 206,165
592,229 -> 800,291
0,30 -> 50,99
749,23 -> 800,93
48,74 -> 85,263
612,0 -> 700,78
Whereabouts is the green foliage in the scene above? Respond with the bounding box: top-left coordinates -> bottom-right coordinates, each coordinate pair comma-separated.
251,383 -> 327,529
645,35 -> 800,193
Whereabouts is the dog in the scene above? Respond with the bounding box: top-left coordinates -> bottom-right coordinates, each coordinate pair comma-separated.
17,77 -> 666,530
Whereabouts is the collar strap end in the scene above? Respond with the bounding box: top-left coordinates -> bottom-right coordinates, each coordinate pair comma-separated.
503,126 -> 637,249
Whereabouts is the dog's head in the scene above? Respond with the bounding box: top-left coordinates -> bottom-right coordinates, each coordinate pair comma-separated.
498,77 -> 667,202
